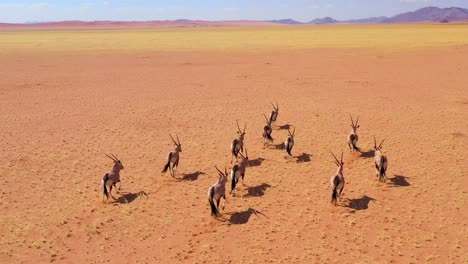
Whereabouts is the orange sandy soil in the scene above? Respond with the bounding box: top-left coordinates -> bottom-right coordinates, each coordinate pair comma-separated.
0,45 -> 467,263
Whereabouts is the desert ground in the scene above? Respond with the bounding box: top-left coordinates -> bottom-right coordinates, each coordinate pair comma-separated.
0,24 -> 467,263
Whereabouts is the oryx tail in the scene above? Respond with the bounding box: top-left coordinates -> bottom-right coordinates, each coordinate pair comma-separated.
162,152 -> 172,173
102,173 -> 110,199
231,165 -> 239,193
331,176 -> 339,204
208,187 -> 218,216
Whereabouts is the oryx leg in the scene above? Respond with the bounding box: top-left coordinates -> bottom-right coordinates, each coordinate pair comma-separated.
109,184 -> 117,200
380,168 -> 386,182
234,177 -> 239,195
222,195 -> 226,210
171,159 -> 179,177
338,187 -> 344,203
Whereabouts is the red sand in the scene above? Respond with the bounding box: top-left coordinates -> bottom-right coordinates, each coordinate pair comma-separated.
0,46 -> 467,263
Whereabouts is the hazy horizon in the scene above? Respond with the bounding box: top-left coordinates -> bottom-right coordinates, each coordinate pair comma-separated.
1,0 -> 468,23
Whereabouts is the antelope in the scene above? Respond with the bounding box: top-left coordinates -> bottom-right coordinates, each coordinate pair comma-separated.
347,115 -> 360,152
269,101 -> 279,127
231,121 -> 246,163
207,166 -> 228,217
162,134 -> 182,177
330,152 -> 345,206
285,127 -> 295,158
374,136 -> 388,182
102,154 -> 124,201
262,114 -> 273,146
230,149 -> 249,196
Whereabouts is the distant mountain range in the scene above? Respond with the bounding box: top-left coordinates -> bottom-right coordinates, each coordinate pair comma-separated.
0,20 -> 274,28
270,6 -> 468,25
1,6 -> 467,28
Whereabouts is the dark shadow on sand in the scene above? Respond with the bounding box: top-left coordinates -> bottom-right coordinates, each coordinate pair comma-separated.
343,195 -> 376,211
270,142 -> 285,150
244,183 -> 272,197
228,208 -> 266,225
115,191 -> 148,204
359,149 -> 374,159
296,153 -> 312,163
248,158 -> 265,167
388,175 -> 410,187
179,171 -> 206,181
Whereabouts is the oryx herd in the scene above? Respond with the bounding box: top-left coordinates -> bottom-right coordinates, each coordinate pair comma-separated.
101,102 -> 389,217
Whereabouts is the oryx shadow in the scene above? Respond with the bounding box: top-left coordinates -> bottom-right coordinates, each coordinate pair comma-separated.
359,149 -> 374,159
388,175 -> 410,187
296,153 -> 312,163
179,171 -> 205,181
244,183 -> 272,197
270,142 -> 285,150
228,208 -> 266,225
277,124 -> 291,130
248,158 -> 265,167
115,191 -> 148,204
343,195 -> 376,211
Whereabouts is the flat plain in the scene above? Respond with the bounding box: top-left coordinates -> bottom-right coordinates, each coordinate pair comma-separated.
0,24 -> 467,263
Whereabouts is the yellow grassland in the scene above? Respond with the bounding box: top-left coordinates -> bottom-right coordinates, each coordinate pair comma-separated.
1,24 -> 468,53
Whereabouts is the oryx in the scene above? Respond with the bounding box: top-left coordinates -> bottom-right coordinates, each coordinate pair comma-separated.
262,114 -> 273,146
102,154 -> 124,201
162,134 -> 182,177
285,127 -> 295,158
330,152 -> 345,206
373,136 -> 388,182
269,101 -> 279,127
230,149 -> 249,196
231,121 -> 246,163
347,115 -> 360,152
207,166 -> 228,217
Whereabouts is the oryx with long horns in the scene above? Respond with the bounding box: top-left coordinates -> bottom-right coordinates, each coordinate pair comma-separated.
269,101 -> 279,127
285,127 -> 295,158
231,121 -> 246,163
330,152 -> 345,206
262,114 -> 273,146
373,136 -> 388,182
162,134 -> 182,177
347,115 -> 360,152
102,154 -> 124,201
207,166 -> 228,217
230,149 -> 249,196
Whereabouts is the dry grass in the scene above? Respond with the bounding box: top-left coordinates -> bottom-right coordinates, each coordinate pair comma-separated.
1,24 -> 468,53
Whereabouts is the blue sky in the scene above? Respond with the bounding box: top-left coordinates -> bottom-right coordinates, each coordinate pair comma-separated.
1,0 -> 467,23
